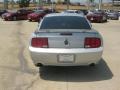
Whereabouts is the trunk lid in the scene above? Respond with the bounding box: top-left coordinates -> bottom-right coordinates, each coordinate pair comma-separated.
34,29 -> 99,48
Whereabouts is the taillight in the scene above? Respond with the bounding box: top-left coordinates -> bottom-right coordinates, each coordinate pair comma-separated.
84,37 -> 101,48
31,38 -> 48,48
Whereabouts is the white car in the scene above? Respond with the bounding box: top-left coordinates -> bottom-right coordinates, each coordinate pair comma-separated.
62,10 -> 84,16
29,13 -> 103,67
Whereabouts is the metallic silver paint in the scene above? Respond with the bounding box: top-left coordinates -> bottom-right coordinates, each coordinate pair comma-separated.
29,13 -> 103,66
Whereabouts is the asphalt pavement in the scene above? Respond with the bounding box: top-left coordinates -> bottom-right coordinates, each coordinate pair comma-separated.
0,19 -> 120,90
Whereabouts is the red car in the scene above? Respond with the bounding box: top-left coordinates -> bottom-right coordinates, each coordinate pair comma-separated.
27,9 -> 54,22
2,9 -> 33,21
86,10 -> 107,23
0,9 -> 8,17
27,10 -> 46,22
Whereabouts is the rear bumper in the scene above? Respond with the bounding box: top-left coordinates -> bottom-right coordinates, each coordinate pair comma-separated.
28,17 -> 39,21
29,47 -> 103,66
87,16 -> 102,22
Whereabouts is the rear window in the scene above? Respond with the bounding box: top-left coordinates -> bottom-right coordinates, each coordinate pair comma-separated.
40,16 -> 91,29
34,10 -> 44,14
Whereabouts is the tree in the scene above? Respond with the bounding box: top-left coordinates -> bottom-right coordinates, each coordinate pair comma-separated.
112,0 -> 120,6
18,0 -> 31,8
11,0 -> 14,8
4,0 -> 8,9
57,0 -> 62,4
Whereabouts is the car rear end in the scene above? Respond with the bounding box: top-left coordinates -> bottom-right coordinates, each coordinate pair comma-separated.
87,14 -> 102,23
107,12 -> 119,20
28,10 -> 45,22
1,12 -> 12,20
87,10 -> 107,23
27,13 -> 38,21
29,14 -> 103,66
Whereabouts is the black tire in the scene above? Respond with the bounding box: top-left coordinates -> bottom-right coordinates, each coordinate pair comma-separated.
13,16 -> 17,21
35,63 -> 43,67
98,19 -> 103,23
104,19 -> 107,22
3,18 -> 6,21
89,63 -> 96,67
28,19 -> 32,22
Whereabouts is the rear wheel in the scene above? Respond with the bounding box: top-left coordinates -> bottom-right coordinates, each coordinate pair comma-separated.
3,18 -> 7,21
13,16 -> 17,21
35,63 -> 43,67
116,18 -> 119,20
105,18 -> 107,22
89,63 -> 96,67
99,19 -> 103,23
28,19 -> 32,22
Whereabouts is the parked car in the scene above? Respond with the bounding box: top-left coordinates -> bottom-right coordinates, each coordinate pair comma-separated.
33,6 -> 44,10
0,9 -> 8,17
107,11 -> 119,20
87,10 -> 107,23
2,8 -> 33,21
118,10 -> 120,17
79,9 -> 88,15
28,10 -> 46,22
29,13 -> 103,67
28,9 -> 55,22
62,10 -> 84,16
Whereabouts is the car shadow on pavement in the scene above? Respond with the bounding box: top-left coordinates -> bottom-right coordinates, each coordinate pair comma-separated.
92,21 -> 109,24
39,59 -> 113,82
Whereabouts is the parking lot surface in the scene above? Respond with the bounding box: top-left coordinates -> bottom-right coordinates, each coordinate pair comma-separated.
0,19 -> 120,90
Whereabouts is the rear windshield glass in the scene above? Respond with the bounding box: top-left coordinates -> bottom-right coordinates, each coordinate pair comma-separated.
40,16 -> 91,29
34,10 -> 44,14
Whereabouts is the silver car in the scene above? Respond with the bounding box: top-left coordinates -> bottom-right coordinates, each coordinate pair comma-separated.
29,13 -> 103,67
107,12 -> 119,20
62,10 -> 84,16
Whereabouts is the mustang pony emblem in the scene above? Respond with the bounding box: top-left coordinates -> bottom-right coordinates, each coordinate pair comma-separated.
64,39 -> 69,45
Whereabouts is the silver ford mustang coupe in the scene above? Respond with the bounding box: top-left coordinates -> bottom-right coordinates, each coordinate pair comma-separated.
29,13 -> 103,67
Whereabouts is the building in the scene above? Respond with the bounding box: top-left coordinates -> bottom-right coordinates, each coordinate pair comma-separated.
113,0 -> 120,6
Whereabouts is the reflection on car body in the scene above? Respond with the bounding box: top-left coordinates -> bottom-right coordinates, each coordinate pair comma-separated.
2,8 -> 33,21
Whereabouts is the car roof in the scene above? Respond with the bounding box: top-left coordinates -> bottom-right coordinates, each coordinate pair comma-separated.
34,10 -> 44,12
45,13 -> 84,18
65,10 -> 77,12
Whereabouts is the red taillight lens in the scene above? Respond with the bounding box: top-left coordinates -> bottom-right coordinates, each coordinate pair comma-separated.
84,37 -> 101,48
31,38 -> 48,48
